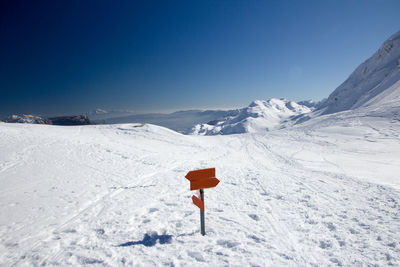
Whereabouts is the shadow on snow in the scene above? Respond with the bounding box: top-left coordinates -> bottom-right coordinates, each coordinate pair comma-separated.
118,232 -> 172,247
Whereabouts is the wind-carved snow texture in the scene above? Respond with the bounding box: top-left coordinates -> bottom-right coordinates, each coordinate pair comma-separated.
191,99 -> 311,135
0,120 -> 399,266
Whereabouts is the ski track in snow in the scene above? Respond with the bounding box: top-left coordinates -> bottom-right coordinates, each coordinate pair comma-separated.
0,121 -> 399,266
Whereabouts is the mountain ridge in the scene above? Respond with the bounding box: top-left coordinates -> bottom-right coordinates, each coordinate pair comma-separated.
191,98 -> 311,135
318,30 -> 400,115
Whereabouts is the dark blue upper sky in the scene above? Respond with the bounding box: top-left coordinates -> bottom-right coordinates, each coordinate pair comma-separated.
1,0 -> 399,117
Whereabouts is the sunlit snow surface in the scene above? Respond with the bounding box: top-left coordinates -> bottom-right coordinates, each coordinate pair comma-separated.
0,115 -> 399,265
191,99 -> 311,135
320,30 -> 400,115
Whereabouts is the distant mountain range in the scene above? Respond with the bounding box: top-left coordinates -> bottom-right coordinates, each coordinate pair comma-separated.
89,109 -> 235,133
3,30 -> 399,135
2,114 -> 93,126
85,99 -> 320,134
191,99 -> 312,135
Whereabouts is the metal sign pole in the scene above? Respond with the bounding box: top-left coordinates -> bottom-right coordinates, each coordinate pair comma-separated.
200,189 -> 205,236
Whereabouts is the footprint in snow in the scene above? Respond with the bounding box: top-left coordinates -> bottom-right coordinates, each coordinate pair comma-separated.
248,214 -> 260,221
349,228 -> 360,234
217,239 -> 239,248
95,228 -> 105,235
62,228 -> 77,234
319,240 -> 333,249
324,222 -> 336,231
187,251 -> 205,262
329,258 -> 342,265
247,235 -> 265,243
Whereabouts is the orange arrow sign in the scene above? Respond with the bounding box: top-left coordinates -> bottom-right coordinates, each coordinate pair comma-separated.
192,195 -> 204,211
185,168 -> 215,181
185,168 -> 220,190
190,178 -> 219,191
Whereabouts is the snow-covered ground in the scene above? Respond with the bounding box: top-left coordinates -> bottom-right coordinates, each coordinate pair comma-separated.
1,116 -> 399,265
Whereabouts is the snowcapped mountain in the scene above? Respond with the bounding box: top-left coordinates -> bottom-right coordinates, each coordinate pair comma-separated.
298,99 -> 325,110
3,114 -> 51,124
192,30 -> 400,136
318,30 -> 400,115
87,109 -> 136,121
91,109 -> 235,133
93,108 -> 108,115
191,99 -> 311,135
2,114 -> 94,126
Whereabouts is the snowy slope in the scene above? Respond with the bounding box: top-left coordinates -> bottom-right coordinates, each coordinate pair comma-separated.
191,99 -> 311,135
298,99 -> 324,110
1,121 -> 399,266
319,30 -> 400,115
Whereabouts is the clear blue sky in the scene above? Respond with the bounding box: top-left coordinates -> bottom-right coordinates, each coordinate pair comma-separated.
1,0 -> 399,117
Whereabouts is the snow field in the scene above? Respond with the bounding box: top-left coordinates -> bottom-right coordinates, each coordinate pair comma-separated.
0,121 -> 399,266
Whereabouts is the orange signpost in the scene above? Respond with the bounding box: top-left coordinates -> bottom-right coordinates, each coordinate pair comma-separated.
185,168 -> 220,236
185,168 -> 220,190
191,195 -> 204,211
